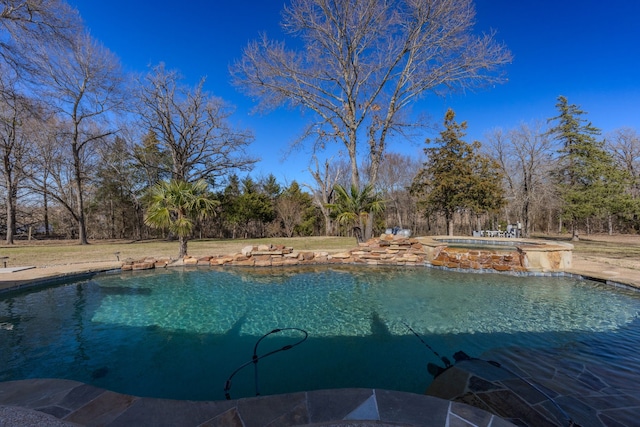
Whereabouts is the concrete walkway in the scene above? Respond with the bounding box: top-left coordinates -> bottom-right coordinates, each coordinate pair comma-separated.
0,261 -> 122,293
568,255 -> 640,289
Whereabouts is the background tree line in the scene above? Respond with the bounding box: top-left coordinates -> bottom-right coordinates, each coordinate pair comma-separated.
0,0 -> 638,248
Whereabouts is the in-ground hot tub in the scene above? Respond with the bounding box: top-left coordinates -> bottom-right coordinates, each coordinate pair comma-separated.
417,236 -> 573,273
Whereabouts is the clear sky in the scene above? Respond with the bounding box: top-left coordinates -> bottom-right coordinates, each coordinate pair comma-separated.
67,0 -> 640,185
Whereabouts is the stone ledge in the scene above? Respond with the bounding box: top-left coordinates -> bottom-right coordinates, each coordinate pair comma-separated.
418,236 -> 573,273
119,235 -> 573,275
120,237 -> 428,271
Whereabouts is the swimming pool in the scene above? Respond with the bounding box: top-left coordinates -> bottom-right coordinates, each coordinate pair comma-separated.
1,265 -> 639,401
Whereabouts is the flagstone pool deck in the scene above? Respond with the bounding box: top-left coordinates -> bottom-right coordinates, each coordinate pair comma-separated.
0,380 -> 517,427
0,255 -> 638,426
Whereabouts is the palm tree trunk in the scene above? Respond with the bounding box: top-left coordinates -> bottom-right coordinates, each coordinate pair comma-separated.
179,236 -> 188,257
365,214 -> 373,240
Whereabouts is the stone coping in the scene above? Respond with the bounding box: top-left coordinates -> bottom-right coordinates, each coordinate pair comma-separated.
416,236 -> 574,273
0,379 -> 515,427
421,236 -> 574,251
121,236 -> 430,271
122,235 -> 573,274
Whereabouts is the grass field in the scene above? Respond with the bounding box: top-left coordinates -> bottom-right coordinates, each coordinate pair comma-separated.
0,234 -> 638,271
0,236 -> 357,267
538,233 -> 640,271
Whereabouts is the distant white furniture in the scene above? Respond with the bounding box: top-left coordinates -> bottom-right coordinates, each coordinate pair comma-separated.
385,227 -> 412,237
472,223 -> 523,238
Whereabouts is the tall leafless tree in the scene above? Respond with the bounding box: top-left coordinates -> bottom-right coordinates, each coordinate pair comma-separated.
305,154 -> 344,235
607,128 -> 640,198
371,152 -> 421,230
0,76 -> 34,243
136,63 -> 256,184
232,0 -> 512,192
33,31 -> 125,244
606,127 -> 640,232
24,113 -> 62,238
0,1 -> 82,241
486,122 -> 556,237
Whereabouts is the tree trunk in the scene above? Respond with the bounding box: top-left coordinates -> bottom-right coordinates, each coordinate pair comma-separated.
365,214 -> 373,240
5,181 -> 15,245
110,199 -> 116,239
3,150 -> 15,244
446,213 -> 454,236
522,196 -> 530,238
608,214 -> 613,235
348,129 -> 359,190
324,214 -> 332,236
72,143 -> 89,245
179,236 -> 188,258
135,203 -> 143,240
358,216 -> 365,240
394,199 -> 403,229
43,188 -> 50,237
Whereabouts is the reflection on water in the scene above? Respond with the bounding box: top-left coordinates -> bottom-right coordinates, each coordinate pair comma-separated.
1,266 -> 639,400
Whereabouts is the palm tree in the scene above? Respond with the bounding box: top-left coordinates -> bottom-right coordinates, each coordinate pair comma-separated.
327,183 -> 385,242
144,179 -> 219,257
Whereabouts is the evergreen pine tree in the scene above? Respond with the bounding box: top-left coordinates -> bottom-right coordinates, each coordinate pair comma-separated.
548,96 -> 633,239
411,109 -> 504,235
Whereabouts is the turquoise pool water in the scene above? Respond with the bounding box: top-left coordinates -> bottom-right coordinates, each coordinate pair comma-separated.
1,265 -> 639,401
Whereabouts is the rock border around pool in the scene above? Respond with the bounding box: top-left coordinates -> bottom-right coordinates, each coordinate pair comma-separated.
121,235 -> 427,270
419,236 -> 573,273
121,234 -> 573,274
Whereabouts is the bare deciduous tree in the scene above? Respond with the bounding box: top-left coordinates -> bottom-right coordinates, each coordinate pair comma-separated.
275,182 -> 310,238
305,154 -> 343,235
606,127 -> 640,232
607,127 -> 640,198
25,114 -> 63,238
0,76 -> 34,243
137,64 -> 256,184
0,1 -> 82,241
232,0 -> 512,191
34,31 -> 125,244
372,152 -> 421,230
486,123 -> 555,237
0,0 -> 79,78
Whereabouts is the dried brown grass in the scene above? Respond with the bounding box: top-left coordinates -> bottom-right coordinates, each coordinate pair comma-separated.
0,237 -> 356,268
1,233 -> 638,270
535,233 -> 640,271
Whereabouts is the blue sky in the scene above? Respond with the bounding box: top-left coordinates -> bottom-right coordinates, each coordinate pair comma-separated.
68,0 -> 640,185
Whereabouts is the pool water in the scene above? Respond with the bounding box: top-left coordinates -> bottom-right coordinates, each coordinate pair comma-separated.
1,266 -> 639,401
